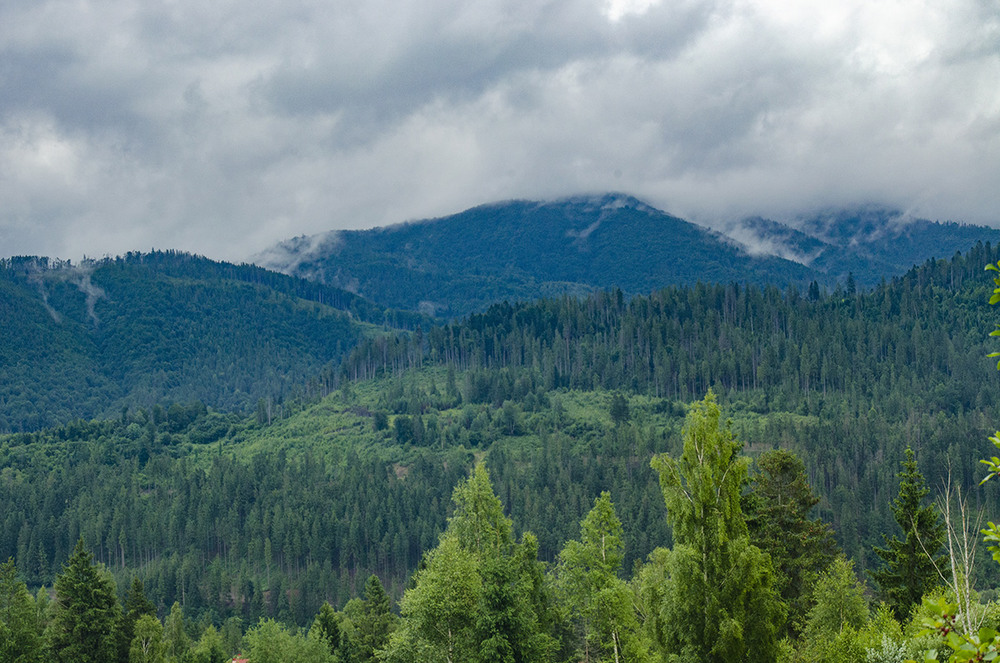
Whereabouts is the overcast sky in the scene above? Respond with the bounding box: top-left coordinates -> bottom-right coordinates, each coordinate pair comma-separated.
1,0 -> 998,262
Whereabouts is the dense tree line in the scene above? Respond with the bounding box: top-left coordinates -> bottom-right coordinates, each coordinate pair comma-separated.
342,243 -> 999,411
6,242 -> 1000,660
0,395 -> 968,661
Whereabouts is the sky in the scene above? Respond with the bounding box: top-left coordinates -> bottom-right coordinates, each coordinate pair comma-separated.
1,0 -> 998,263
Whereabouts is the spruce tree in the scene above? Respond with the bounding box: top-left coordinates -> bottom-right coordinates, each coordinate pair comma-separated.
870,448 -> 947,620
310,601 -> 342,655
356,575 -> 395,661
119,577 -> 157,663
744,449 -> 838,637
47,538 -> 121,663
0,557 -> 42,663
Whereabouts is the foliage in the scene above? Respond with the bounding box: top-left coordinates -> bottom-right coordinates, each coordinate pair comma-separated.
745,448 -> 838,637
128,614 -> 166,663
799,557 -> 870,663
558,492 -> 649,662
47,538 -> 122,663
871,449 -> 947,621
647,391 -> 784,662
189,624 -> 227,663
277,197 -> 1000,318
243,618 -> 334,663
355,575 -> 395,661
310,601 -> 342,655
903,259 -> 1000,661
0,251 -> 405,433
0,558 -> 42,663
385,465 -> 556,663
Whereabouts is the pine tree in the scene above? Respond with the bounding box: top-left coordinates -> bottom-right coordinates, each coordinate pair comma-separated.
310,601 -> 342,655
870,448 -> 947,620
119,577 -> 157,663
47,538 -> 122,663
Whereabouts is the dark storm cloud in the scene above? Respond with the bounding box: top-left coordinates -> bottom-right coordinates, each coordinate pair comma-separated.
0,0 -> 997,262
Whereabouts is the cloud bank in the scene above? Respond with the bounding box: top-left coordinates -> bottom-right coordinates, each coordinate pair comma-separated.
1,0 -> 998,261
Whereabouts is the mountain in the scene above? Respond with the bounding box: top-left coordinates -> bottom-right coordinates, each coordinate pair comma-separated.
255,194 -> 816,318
257,195 -> 1000,318
728,205 -> 1000,286
0,251 -> 423,432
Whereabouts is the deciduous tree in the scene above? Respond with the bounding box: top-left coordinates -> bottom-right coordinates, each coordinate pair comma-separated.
646,391 -> 784,662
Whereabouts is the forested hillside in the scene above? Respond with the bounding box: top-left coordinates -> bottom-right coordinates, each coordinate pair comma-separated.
735,206 -> 1000,286
258,194 -> 1000,318
257,194 -> 817,318
5,242 -> 1000,661
0,251 -> 425,432
5,242 -> 1000,599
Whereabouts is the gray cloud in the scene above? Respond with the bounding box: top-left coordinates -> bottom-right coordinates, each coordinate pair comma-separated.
1,0 -> 998,263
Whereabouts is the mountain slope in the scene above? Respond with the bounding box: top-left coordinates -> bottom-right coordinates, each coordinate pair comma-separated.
258,196 -> 1000,318
256,194 -> 816,318
731,206 -> 1000,286
0,251 -> 409,432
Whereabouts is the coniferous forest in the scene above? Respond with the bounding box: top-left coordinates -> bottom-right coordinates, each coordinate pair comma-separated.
6,242 -> 1000,661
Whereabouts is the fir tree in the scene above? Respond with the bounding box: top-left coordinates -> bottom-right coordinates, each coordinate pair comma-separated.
870,448 -> 947,620
356,575 -> 395,661
47,538 -> 121,663
744,449 -> 838,637
119,577 -> 157,663
310,601 -> 342,655
0,557 -> 42,663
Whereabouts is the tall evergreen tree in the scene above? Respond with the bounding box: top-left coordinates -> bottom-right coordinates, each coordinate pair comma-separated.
870,448 -> 947,620
310,601 -> 342,656
356,574 -> 395,661
744,449 -> 838,637
119,577 -> 157,663
47,538 -> 122,663
0,557 -> 42,663
645,391 -> 784,663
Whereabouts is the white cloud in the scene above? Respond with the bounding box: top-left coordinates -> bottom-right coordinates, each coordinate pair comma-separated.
0,0 -> 997,262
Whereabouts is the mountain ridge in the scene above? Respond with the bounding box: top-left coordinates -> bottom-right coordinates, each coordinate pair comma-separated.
256,194 -> 1000,317
256,194 -> 817,318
